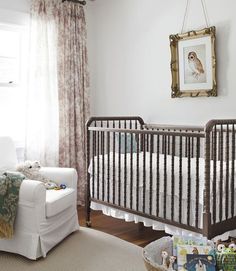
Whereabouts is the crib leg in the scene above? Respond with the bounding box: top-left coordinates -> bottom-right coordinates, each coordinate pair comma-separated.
138,222 -> 144,232
85,188 -> 92,227
85,204 -> 92,227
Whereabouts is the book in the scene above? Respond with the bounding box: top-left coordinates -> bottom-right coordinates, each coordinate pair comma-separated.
173,235 -> 208,256
176,245 -> 212,270
186,254 -> 216,271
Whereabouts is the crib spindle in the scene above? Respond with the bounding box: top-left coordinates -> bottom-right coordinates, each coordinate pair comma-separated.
213,126 -> 217,224
179,136 -> 183,224
156,135 -> 160,217
92,131 -> 95,198
118,124 -> 121,206
167,134 -> 170,155
185,134 -> 188,157
124,131 -> 127,208
225,125 -> 229,219
232,125 -> 235,218
130,132 -> 133,210
136,134 -> 140,211
171,136 -> 175,221
97,131 -> 100,199
219,125 -> 223,222
195,137 -> 200,228
163,135 -> 167,219
149,134 -> 154,215
143,134 -> 146,213
102,131 -> 105,201
107,131 -> 110,203
112,122 -> 116,205
187,137 -> 191,225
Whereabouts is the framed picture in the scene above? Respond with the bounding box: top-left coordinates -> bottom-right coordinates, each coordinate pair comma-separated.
169,26 -> 217,98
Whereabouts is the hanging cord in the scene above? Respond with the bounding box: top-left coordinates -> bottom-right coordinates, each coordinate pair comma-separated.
181,0 -> 210,33
181,0 -> 190,34
200,0 -> 210,27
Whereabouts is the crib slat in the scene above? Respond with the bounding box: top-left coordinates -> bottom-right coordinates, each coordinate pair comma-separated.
231,125 -> 235,218
225,125 -> 229,219
163,135 -> 167,219
171,136 -> 175,221
187,137 -> 191,225
219,125 -> 223,222
213,126 -> 217,224
195,137 -> 200,228
92,130 -> 95,198
179,136 -> 183,224
112,122 -> 116,205
167,134 -> 170,155
124,127 -> 127,208
102,131 -> 105,201
97,131 -> 100,199
118,122 -> 121,206
146,133 -> 149,152
191,136 -> 194,158
179,136 -> 183,223
156,135 -> 160,217
143,134 -> 146,213
136,134 -> 140,211
185,135 -> 188,157
149,134 -> 154,215
107,131 -> 110,203
130,132 -> 133,210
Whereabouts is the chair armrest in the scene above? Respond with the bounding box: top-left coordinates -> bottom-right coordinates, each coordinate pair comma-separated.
19,179 -> 46,205
39,167 -> 78,189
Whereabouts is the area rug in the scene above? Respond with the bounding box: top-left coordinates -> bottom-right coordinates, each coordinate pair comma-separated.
0,227 -> 146,271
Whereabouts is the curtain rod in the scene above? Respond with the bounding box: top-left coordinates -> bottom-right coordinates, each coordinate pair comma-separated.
62,0 -> 86,5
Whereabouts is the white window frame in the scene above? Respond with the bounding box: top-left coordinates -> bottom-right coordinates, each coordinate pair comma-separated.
0,23 -> 28,88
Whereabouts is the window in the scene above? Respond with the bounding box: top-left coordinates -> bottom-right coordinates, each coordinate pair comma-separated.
0,26 -> 23,86
0,24 -> 29,145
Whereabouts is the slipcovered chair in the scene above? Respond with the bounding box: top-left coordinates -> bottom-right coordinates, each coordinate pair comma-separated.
0,136 -> 79,259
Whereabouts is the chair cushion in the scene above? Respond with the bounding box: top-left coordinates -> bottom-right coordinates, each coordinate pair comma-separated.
46,188 -> 75,218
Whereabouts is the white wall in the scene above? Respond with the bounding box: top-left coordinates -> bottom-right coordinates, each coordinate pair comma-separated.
86,0 -> 236,126
0,0 -> 30,25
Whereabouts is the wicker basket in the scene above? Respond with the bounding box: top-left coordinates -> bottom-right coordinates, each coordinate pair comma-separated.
142,237 -> 173,271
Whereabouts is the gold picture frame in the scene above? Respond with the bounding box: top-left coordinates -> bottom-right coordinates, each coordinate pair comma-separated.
169,26 -> 217,98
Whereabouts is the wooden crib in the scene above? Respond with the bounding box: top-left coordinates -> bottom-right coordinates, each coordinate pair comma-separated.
86,116 -> 236,239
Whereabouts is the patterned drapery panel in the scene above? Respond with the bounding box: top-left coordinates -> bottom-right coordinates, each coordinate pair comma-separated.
57,2 -> 90,205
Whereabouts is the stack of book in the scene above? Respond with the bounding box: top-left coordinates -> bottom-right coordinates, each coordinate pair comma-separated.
173,236 -> 216,271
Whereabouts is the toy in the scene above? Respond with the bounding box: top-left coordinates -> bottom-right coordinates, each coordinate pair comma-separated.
161,251 -> 169,269
16,160 -> 59,189
168,256 -> 176,271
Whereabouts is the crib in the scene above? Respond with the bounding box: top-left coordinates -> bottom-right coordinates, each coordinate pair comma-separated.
86,116 -> 236,239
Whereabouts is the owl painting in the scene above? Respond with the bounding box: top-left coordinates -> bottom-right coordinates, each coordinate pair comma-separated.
188,51 -> 204,80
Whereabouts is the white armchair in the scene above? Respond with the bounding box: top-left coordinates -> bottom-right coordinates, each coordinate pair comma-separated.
0,137 -> 79,259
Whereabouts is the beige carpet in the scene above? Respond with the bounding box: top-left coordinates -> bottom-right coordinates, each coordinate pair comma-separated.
0,227 -> 146,271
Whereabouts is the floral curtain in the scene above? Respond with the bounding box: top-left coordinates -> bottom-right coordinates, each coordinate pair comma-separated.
27,0 -> 90,204
57,2 -> 90,205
